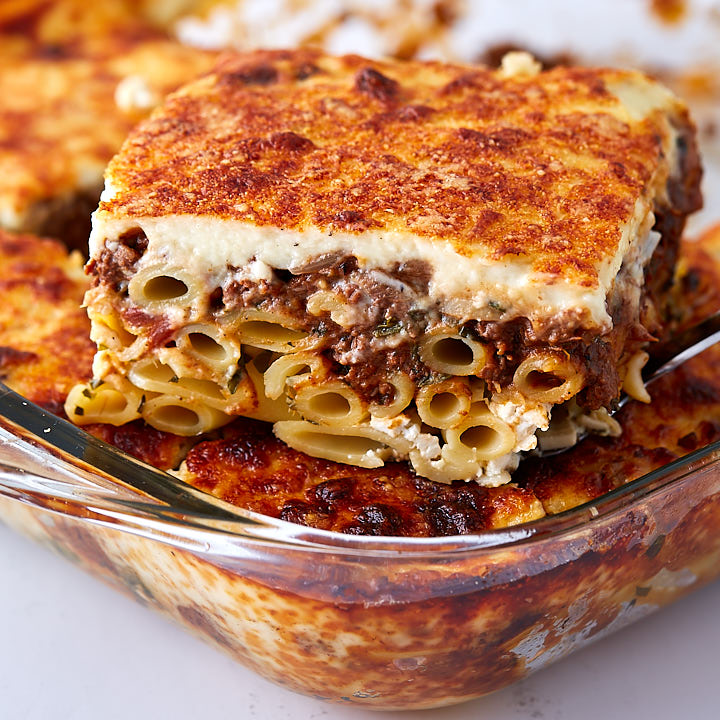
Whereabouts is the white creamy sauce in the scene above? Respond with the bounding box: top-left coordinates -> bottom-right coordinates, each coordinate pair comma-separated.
91,214 -> 624,331
247,259 -> 274,281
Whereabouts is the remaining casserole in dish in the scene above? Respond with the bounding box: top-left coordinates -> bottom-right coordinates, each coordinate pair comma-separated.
69,49 -> 701,487
0,1 -> 216,249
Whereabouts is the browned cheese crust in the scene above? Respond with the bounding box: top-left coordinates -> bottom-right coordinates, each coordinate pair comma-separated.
101,48 -> 700,287
0,1 -> 217,248
0,229 -> 93,414
2,225 -> 720,536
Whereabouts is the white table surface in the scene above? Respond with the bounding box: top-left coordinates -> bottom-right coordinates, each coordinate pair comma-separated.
1,517 -> 718,720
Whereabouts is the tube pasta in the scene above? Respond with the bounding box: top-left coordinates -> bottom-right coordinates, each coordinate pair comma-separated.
263,352 -> 329,400
513,351 -> 584,403
273,421 -> 394,468
128,357 -> 182,393
176,374 -> 256,415
174,323 -> 241,374
127,265 -> 199,308
415,377 -> 472,429
419,329 -> 488,376
409,447 -> 481,485
65,376 -> 145,426
306,290 -> 357,328
245,358 -> 298,423
292,380 -> 368,426
128,358 -> 257,414
141,395 -> 233,435
622,350 -> 651,403
225,308 -> 316,353
88,311 -> 138,352
368,373 -> 414,418
443,402 -> 516,461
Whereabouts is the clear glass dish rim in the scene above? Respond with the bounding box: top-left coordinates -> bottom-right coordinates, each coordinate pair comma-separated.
3,394 -> 719,558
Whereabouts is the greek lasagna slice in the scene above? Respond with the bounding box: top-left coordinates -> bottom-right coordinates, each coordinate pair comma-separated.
70,49 -> 702,485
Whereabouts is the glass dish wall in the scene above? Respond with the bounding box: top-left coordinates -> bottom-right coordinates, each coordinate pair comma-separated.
2,418 -> 719,710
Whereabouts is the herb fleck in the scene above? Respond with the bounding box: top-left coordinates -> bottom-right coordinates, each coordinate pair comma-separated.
313,321 -> 329,337
459,324 -> 480,341
417,372 -> 451,387
373,317 -> 403,337
228,369 -> 244,394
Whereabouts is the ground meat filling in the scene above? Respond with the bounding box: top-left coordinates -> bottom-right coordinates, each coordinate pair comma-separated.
89,234 -> 671,411
217,245 -> 666,410
88,227 -> 148,293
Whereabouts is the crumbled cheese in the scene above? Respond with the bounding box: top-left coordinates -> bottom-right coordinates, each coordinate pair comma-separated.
491,398 -> 550,453
248,259 -> 274,281
500,51 -> 541,78
369,398 -> 549,487
370,414 -> 442,460
114,75 -> 159,114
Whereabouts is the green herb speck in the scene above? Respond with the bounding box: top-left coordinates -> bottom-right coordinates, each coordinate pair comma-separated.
228,369 -> 243,394
373,317 -> 403,337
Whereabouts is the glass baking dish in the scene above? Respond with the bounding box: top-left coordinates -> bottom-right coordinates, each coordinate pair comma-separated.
2,2 -> 719,708
1,393 -> 720,710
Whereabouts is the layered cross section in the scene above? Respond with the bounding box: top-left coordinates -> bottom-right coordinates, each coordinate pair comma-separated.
67,49 -> 702,484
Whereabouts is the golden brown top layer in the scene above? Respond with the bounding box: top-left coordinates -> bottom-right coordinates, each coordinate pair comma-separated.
101,48 -> 694,287
0,0 -> 204,58
0,7 -> 217,240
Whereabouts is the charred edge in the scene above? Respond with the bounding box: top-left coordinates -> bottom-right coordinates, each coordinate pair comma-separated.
354,68 -> 400,102
222,64 -> 279,87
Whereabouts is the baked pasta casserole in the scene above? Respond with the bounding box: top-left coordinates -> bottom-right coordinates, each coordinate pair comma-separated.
67,49 -> 702,486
